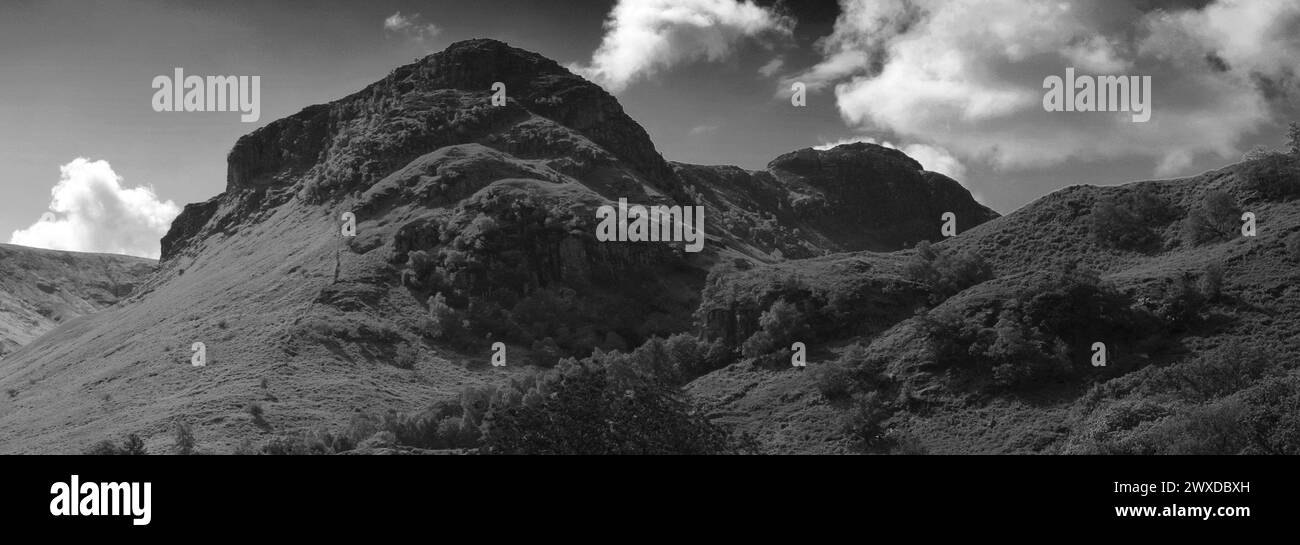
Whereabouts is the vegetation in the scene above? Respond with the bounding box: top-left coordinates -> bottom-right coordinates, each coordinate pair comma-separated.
1181,190 -> 1242,245
1090,185 -> 1179,251
918,262 -> 1160,389
905,240 -> 994,303
85,434 -> 147,455
397,186 -> 696,361
1241,151 -> 1300,200
172,420 -> 195,455
740,298 -> 810,365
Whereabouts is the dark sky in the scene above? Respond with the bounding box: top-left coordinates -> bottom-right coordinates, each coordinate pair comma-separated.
2,0 -> 1296,257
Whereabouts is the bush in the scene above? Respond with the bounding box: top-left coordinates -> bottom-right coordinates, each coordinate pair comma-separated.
529,337 -> 561,368
1137,401 -> 1248,455
664,333 -> 731,381
482,359 -> 746,454
1142,341 -> 1280,400
813,361 -> 854,401
921,263 -> 1149,390
246,402 -> 267,425
394,342 -> 418,369
1239,376 -> 1300,455
1241,151 -> 1300,200
1090,185 -> 1178,251
1152,275 -> 1206,331
84,434 -> 148,455
905,241 -> 994,303
426,292 -> 462,341
841,391 -> 892,449
1198,262 -> 1225,300
172,420 -> 195,455
740,299 -> 809,360
1181,190 -> 1242,245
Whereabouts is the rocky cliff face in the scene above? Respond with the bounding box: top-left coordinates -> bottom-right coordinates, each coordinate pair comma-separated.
0,244 -> 155,358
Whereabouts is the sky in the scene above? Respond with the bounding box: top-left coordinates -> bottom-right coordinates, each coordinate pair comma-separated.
1,0 -> 1297,258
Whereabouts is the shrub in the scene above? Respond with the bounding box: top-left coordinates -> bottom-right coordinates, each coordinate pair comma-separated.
1142,341 -> 1280,400
482,359 -> 745,454
664,333 -> 732,380
921,263 -> 1148,390
85,440 -> 123,455
740,299 -> 809,360
1090,185 -> 1178,251
394,342 -> 418,369
1152,275 -> 1206,331
121,434 -> 147,455
1181,190 -> 1242,245
426,292 -> 462,341
172,420 -> 195,455
1239,376 -> 1300,455
905,241 -> 994,302
841,391 -> 892,449
529,337 -> 561,368
813,361 -> 854,401
1241,151 -> 1300,200
246,402 -> 267,425
1136,401 -> 1248,455
84,434 -> 148,455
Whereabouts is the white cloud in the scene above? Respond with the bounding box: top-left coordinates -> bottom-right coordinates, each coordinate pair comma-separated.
815,137 -> 967,181
571,0 -> 793,93
797,0 -> 1300,176
758,57 -> 785,77
383,11 -> 441,44
689,124 -> 720,135
9,158 -> 179,259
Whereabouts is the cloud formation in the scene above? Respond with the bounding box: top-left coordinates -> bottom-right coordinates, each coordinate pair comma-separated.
383,11 -> 441,44
9,158 -> 179,259
571,0 -> 792,93
794,0 -> 1300,176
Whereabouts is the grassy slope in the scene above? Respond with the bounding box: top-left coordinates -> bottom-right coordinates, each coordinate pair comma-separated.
0,244 -> 155,359
686,161 -> 1300,454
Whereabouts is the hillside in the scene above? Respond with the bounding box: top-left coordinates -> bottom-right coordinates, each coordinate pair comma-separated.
689,157 -> 1300,454
0,39 -> 995,454
0,244 -> 154,359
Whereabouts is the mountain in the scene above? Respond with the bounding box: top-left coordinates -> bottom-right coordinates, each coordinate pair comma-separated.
0,39 -> 995,454
0,244 -> 154,360
689,156 -> 1300,454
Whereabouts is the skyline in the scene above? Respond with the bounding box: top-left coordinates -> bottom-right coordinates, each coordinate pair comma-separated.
2,0 -> 1297,258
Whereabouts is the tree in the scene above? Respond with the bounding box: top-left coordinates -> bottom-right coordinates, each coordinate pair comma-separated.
1289,121 -> 1300,156
1242,151 -> 1300,199
905,240 -> 994,302
482,360 -> 744,454
1091,197 -> 1159,250
1181,190 -> 1242,245
172,420 -> 195,455
741,299 -> 808,359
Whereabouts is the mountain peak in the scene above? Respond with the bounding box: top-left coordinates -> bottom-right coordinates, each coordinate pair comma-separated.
221,38 -> 671,198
